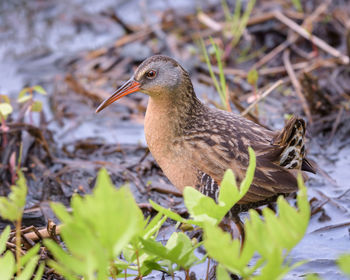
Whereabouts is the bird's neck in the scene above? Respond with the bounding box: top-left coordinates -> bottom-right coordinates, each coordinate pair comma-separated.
145,82 -> 204,137
145,80 -> 205,143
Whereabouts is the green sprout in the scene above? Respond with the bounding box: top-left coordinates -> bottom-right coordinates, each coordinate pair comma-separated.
201,38 -> 231,111
0,95 -> 13,148
222,0 -> 256,46
17,85 -> 46,123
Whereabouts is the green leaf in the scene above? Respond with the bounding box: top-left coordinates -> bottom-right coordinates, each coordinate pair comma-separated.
18,88 -> 29,97
291,0 -> 303,13
184,148 -> 256,226
239,147 -> 256,195
247,68 -> 259,86
216,264 -> 231,280
141,232 -> 199,270
0,170 -> 27,222
0,103 -> 13,119
17,256 -> 40,280
44,238 -> 91,278
46,258 -> 80,280
203,223 -> 253,277
253,249 -> 286,280
0,226 -> 10,254
46,168 -> 144,279
149,200 -> 190,224
33,85 -> 47,95
337,254 -> 350,276
31,100 -> 42,112
21,243 -> 40,267
184,187 -> 222,225
142,213 -> 166,239
49,202 -> 72,224
33,262 -> 45,280
0,251 -> 15,280
17,94 -> 32,103
0,94 -> 10,104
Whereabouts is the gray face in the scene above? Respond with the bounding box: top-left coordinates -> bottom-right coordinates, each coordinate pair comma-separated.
133,57 -> 183,98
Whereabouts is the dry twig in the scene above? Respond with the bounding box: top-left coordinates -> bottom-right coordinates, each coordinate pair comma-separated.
282,49 -> 312,123
273,10 -> 349,64
242,79 -> 284,116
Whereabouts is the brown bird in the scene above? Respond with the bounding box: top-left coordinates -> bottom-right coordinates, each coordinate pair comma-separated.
96,55 -> 315,216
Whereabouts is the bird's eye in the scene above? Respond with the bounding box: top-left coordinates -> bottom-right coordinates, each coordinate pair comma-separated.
145,70 -> 157,79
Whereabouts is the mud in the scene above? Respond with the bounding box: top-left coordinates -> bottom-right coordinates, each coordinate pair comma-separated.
1,0 -> 350,279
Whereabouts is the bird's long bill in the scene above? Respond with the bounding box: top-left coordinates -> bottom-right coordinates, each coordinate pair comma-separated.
95,79 -> 140,113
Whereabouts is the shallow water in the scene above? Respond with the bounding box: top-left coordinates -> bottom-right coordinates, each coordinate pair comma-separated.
1,0 -> 350,279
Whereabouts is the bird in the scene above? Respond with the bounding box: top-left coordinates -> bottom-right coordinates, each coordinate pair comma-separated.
96,55 -> 315,217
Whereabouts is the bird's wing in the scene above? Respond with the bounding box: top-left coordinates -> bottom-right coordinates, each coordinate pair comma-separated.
184,135 -> 299,204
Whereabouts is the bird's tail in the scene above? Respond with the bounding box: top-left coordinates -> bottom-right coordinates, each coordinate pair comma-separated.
272,116 -> 316,174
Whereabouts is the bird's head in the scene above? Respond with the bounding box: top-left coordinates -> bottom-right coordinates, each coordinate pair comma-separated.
96,55 -> 190,113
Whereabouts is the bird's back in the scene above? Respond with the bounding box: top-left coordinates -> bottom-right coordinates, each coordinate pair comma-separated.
179,106 -> 314,206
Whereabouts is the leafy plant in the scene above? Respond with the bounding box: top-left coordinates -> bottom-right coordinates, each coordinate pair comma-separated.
0,173 -> 44,279
291,0 -> 303,13
0,95 -> 13,121
140,231 -> 202,279
17,85 -> 46,124
0,171 -> 27,276
149,149 -> 311,279
0,94 -> 13,147
221,0 -> 256,46
201,38 -> 231,111
204,173 -> 309,280
17,85 -> 46,110
44,168 -> 144,279
337,254 -> 350,276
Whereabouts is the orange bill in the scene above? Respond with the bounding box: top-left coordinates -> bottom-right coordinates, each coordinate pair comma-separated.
95,79 -> 140,113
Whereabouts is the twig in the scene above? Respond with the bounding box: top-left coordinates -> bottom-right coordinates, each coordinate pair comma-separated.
315,189 -> 348,213
253,2 -> 330,70
312,221 -> 350,233
241,79 -> 284,116
212,61 -> 309,78
328,106 -> 344,144
273,10 -> 349,64
114,29 -> 152,48
199,10 -> 305,33
253,41 -> 291,69
282,49 -> 312,123
337,189 -> 350,199
24,224 -> 61,242
197,12 -> 222,31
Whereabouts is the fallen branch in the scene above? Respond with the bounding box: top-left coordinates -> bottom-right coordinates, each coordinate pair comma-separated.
273,10 -> 349,64
282,49 -> 312,123
241,79 -> 284,116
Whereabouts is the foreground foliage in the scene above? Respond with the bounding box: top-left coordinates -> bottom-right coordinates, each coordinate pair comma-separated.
0,149 -> 349,279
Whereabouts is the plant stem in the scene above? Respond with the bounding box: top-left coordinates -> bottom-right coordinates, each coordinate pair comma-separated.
205,257 -> 211,280
124,268 -> 127,280
15,217 -> 22,276
110,261 -> 117,280
185,269 -> 190,280
0,115 -> 7,148
135,250 -> 142,280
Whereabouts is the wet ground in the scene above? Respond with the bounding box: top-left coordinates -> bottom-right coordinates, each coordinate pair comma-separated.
1,0 -> 350,279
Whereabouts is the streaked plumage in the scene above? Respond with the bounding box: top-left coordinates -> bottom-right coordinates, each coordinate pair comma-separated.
96,55 -> 315,213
